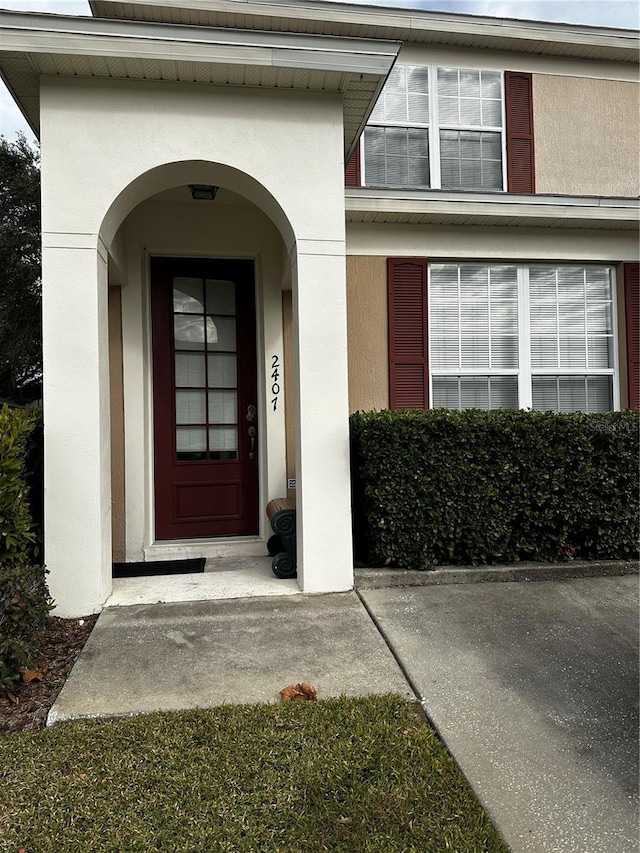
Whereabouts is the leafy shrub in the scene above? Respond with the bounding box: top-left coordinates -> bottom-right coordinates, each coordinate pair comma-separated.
350,409 -> 640,569
0,404 -> 52,688
24,411 -> 44,559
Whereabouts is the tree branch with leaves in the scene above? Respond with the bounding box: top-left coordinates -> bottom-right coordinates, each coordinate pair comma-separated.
0,134 -> 42,403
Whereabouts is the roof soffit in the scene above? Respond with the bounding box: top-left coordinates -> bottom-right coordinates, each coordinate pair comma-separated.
0,10 -> 398,148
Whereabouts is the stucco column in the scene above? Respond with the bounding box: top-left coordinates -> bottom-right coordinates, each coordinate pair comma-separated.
42,235 -> 112,617
292,241 -> 353,593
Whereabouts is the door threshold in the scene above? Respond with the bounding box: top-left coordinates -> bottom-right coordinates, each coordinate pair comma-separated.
145,537 -> 266,562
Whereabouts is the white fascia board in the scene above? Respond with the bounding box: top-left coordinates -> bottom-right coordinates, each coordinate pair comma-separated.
92,0 -> 638,54
345,188 -> 640,223
0,11 -> 399,76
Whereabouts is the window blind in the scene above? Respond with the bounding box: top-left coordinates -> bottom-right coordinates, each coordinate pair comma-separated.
389,260 -> 618,413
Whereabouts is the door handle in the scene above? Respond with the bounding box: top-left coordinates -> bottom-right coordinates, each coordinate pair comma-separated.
248,425 -> 256,459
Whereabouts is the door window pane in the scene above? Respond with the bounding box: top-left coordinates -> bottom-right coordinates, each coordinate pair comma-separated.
206,316 -> 236,351
173,278 -> 204,313
205,280 -> 236,316
208,390 -> 237,424
208,354 -> 237,388
174,315 -> 205,350
175,353 -> 206,388
176,427 -> 207,460
209,427 -> 238,460
176,391 -> 206,424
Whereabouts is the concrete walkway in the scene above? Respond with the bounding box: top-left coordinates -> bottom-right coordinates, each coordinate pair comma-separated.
50,573 -> 639,853
49,592 -> 412,721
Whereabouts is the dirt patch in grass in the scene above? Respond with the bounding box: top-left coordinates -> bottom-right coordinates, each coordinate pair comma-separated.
0,614 -> 97,734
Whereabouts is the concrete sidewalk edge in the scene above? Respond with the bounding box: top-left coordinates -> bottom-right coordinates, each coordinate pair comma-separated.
355,559 -> 638,589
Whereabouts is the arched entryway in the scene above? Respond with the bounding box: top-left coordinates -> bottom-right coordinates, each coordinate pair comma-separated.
102,163 -> 293,569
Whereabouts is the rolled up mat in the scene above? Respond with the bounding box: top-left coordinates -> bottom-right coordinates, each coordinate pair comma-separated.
271,508 -> 296,537
267,534 -> 283,556
272,551 -> 297,579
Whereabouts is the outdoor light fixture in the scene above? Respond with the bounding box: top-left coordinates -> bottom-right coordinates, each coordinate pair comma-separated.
189,184 -> 219,200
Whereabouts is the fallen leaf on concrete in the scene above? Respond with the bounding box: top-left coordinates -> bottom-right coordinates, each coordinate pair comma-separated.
279,682 -> 317,702
20,668 -> 44,684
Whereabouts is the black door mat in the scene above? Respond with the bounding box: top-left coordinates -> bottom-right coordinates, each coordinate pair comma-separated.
112,558 -> 206,578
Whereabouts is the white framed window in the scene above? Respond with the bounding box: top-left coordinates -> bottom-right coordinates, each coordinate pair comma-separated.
428,263 -> 618,413
364,65 -> 431,187
363,64 -> 505,191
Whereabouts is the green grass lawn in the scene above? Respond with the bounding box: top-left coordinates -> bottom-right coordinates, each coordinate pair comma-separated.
0,695 -> 508,852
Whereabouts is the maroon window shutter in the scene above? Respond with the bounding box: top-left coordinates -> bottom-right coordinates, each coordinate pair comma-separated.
505,71 -> 535,194
624,262 -> 640,410
345,142 -> 361,187
388,258 -> 429,409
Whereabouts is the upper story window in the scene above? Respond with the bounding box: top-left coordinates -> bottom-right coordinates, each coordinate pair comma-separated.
362,64 -> 507,191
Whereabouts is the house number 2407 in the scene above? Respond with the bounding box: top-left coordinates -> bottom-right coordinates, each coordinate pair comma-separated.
271,355 -> 281,412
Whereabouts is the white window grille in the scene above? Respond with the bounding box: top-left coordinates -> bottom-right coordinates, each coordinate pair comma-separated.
363,64 -> 504,191
429,263 -> 617,413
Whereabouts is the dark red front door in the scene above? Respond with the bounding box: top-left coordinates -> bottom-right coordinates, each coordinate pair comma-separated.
151,257 -> 258,540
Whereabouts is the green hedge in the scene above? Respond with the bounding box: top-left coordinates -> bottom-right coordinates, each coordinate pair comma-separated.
350,409 -> 640,569
0,404 -> 52,688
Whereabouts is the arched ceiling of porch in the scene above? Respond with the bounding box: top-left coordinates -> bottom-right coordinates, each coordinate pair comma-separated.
100,160 -> 296,253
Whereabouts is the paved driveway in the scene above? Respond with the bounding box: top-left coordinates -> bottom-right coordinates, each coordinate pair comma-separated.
360,575 -> 639,853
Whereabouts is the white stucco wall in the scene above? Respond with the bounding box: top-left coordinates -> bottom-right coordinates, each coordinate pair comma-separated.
40,75 -> 353,615
40,77 -> 346,246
